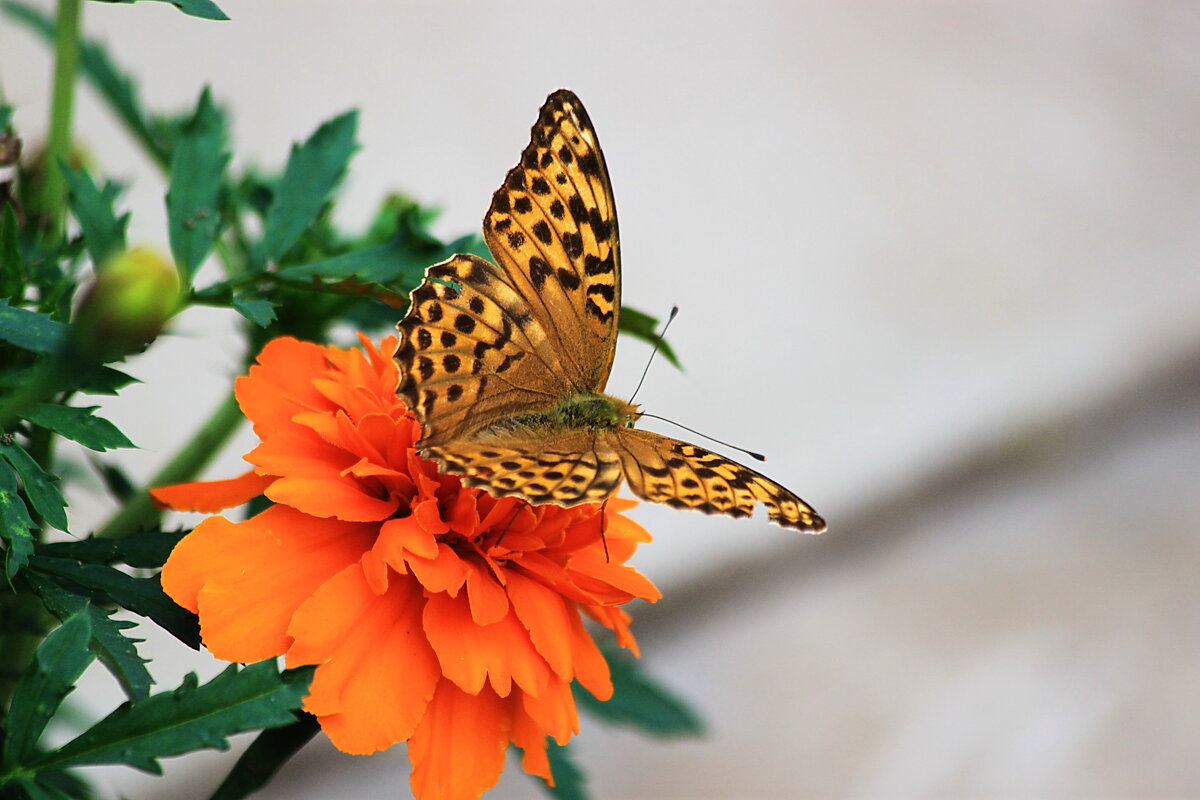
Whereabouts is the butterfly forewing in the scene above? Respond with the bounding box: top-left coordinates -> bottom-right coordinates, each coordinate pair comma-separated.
483,89 -> 621,392
610,429 -> 826,533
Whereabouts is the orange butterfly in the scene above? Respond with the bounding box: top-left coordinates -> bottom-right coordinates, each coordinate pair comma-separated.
396,90 -> 824,532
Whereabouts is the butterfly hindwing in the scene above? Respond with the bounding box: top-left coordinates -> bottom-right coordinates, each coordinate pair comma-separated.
484,89 -> 621,392
609,429 -> 826,532
424,430 -> 623,507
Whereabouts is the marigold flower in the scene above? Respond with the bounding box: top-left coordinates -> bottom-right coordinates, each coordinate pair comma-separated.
153,334 -> 660,800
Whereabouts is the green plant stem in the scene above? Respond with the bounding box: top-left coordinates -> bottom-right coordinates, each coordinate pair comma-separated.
41,0 -> 83,243
95,388 -> 243,538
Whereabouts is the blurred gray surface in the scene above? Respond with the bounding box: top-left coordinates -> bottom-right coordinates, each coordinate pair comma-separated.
3,1 -> 1199,797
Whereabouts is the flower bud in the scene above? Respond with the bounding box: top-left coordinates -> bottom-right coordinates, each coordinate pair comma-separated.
72,248 -> 181,361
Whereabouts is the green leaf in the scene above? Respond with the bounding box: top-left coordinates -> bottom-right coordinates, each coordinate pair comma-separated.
575,645 -> 704,738
208,712 -> 320,800
23,571 -> 88,618
0,104 -> 11,129
258,111 -> 358,264
0,298 -> 68,354
23,404 -> 134,451
0,202 -> 23,300
17,573 -> 149,700
61,165 -> 129,267
167,87 -> 229,284
530,741 -> 589,800
0,439 -> 69,531
38,529 -> 187,569
618,306 -> 681,370
87,605 -> 152,701
69,364 -> 139,396
27,555 -> 200,648
0,461 -> 36,578
231,296 -> 276,327
2,0 -> 171,167
34,662 -> 315,774
89,0 -> 230,20
2,610 -> 94,769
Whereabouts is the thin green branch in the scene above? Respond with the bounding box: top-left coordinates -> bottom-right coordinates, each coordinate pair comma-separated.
95,388 -> 243,539
41,0 -> 83,243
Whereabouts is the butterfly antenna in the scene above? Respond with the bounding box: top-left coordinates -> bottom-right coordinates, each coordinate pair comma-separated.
628,305 -> 679,405
636,412 -> 767,462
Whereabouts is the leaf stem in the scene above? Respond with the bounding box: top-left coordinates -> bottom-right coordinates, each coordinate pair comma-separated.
95,388 -> 243,539
41,0 -> 83,243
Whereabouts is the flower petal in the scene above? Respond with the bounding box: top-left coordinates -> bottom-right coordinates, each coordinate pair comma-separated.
506,571 -> 575,679
520,676 -> 578,746
422,591 -> 550,698
162,506 -> 375,663
408,679 -> 511,800
150,470 -> 274,513
236,337 -> 335,435
465,561 -> 509,626
267,476 -> 398,522
288,564 -> 440,754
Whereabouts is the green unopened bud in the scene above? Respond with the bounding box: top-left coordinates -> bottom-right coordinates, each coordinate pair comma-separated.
72,248 -> 181,362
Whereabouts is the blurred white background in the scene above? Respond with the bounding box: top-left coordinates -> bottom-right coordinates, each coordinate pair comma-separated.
3,1 -> 1200,797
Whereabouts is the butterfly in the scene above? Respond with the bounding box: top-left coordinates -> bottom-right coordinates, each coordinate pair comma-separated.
395,90 -> 825,533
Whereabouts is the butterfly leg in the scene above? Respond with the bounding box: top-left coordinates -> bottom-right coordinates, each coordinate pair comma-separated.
493,498 -> 527,549
599,496 -> 611,563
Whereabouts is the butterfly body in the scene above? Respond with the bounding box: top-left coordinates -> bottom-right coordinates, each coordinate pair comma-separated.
396,90 -> 825,533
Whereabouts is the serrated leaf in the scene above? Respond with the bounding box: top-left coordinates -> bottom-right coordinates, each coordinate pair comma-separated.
0,201 -> 23,300
0,461 -> 36,578
208,712 -> 320,800
231,296 -> 276,327
69,364 -> 139,396
2,1 -> 171,167
167,87 -> 229,284
575,645 -> 704,738
89,0 -> 229,20
619,306 -> 680,370
0,298 -> 67,354
27,555 -> 200,648
2,610 -> 94,768
87,605 -> 152,701
17,573 -> 148,701
62,165 -> 129,267
23,404 -> 134,451
0,439 -> 69,531
39,529 -> 187,569
34,662 -> 315,774
258,111 -> 358,265
24,571 -> 88,618
531,741 -> 589,800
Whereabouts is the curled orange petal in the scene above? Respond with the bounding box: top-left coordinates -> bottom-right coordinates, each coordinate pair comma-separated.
150,469 -> 274,513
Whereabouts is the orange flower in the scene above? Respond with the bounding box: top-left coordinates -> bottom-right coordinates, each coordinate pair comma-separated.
154,335 -> 661,800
